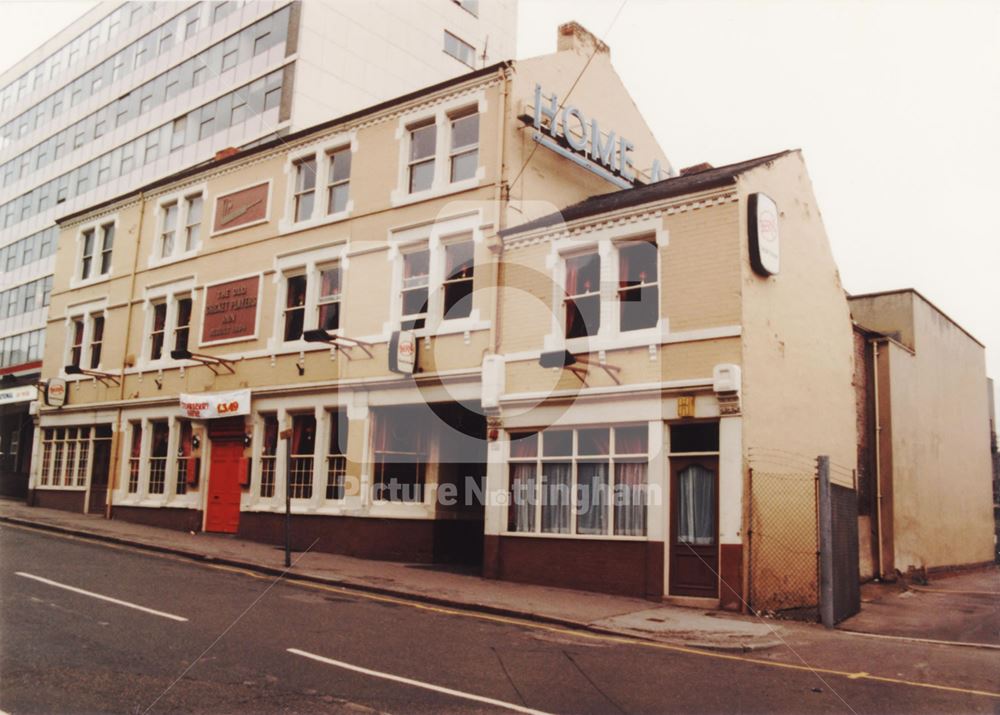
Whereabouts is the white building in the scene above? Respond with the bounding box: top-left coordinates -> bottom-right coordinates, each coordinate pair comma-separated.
0,0 -> 517,496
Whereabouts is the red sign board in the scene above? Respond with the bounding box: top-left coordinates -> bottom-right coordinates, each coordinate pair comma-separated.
201,276 -> 260,344
213,182 -> 269,234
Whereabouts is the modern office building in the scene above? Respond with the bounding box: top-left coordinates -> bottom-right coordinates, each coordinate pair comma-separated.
0,0 -> 518,496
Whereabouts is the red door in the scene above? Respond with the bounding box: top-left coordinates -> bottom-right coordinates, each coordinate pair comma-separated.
205,440 -> 243,533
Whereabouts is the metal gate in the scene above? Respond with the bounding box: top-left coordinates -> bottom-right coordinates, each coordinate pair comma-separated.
819,458 -> 861,625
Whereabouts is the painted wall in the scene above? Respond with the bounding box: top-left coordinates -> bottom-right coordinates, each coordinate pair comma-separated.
854,293 -> 994,571
737,152 -> 858,484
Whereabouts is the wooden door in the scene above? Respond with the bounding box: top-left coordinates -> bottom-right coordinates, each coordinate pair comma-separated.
669,456 -> 719,597
205,440 -> 243,533
87,438 -> 112,514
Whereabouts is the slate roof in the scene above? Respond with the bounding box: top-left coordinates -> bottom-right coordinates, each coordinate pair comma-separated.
500,149 -> 794,236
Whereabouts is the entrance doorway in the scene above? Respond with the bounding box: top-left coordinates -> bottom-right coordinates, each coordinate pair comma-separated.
87,426 -> 113,514
669,456 -> 719,597
205,439 -> 243,533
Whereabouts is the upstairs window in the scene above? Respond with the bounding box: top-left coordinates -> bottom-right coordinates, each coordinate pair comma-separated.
150,302 -> 168,360
184,194 -> 203,251
317,265 -> 341,332
89,315 -> 104,368
442,241 -> 474,319
173,297 -> 192,353
99,223 -> 114,275
283,275 -> 307,341
449,111 -> 479,182
69,319 -> 84,368
401,249 -> 430,329
80,229 -> 95,280
293,157 -> 316,222
408,123 -> 436,193
326,148 -> 351,214
160,202 -> 178,257
618,240 -> 659,332
564,252 -> 601,339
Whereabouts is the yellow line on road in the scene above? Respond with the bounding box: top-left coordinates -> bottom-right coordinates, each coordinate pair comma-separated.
6,521 -> 998,700
910,586 -> 999,597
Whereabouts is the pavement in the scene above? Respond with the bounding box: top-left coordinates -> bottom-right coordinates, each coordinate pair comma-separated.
0,498 -> 782,653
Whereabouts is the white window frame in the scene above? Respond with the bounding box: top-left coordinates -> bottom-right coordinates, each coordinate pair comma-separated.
140,279 -> 198,369
70,214 -> 119,289
149,184 -> 207,266
384,212 -> 487,338
390,94 -> 486,207
269,244 -> 351,354
279,133 -> 357,234
114,414 -> 200,508
543,217 -> 669,354
35,426 -> 97,491
62,298 -> 109,379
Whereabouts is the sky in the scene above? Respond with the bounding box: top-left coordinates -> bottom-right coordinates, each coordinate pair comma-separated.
1,0 -> 998,408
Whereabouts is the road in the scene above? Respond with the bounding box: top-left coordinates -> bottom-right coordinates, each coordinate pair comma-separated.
0,524 -> 996,714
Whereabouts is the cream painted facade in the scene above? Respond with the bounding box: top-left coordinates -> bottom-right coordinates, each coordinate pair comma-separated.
850,290 -> 994,574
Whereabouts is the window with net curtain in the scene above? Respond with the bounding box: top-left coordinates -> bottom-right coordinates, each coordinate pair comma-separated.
671,422 -> 719,545
507,426 -> 648,536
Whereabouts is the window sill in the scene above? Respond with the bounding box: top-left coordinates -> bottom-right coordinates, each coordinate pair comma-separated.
147,249 -> 201,270
69,273 -> 112,290
278,205 -> 352,237
546,323 -> 669,354
500,531 -> 648,542
390,174 -> 482,209
34,485 -> 86,491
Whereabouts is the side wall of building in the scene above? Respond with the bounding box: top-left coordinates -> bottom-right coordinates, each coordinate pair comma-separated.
881,299 -> 994,571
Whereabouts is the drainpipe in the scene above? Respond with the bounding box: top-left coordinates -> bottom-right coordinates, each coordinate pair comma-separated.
872,338 -> 884,579
106,191 -> 147,519
489,63 -> 510,357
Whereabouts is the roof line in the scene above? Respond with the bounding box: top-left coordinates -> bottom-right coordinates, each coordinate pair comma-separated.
848,288 -> 985,348
57,60 -> 513,225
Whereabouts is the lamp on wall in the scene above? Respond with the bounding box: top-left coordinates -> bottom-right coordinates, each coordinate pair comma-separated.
170,349 -> 236,375
63,364 -> 121,387
538,350 -> 621,387
302,329 -> 374,359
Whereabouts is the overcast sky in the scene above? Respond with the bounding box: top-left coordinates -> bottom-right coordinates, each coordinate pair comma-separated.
2,1 -> 997,409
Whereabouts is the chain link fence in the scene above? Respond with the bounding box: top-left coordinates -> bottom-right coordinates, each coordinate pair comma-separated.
747,468 -> 819,620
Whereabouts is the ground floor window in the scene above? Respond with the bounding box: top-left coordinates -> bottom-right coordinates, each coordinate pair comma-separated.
127,423 -> 142,493
175,421 -> 194,495
507,425 -> 648,537
38,427 -> 95,488
148,422 -> 169,494
326,410 -> 347,500
258,414 -> 278,498
373,406 -> 426,502
289,414 -> 316,499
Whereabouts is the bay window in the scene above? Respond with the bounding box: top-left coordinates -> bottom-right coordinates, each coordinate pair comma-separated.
507,425 -> 648,537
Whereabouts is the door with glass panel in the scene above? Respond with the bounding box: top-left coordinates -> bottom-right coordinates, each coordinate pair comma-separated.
669,456 -> 719,597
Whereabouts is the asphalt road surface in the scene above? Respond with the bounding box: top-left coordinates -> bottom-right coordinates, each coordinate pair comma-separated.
0,524 -> 996,714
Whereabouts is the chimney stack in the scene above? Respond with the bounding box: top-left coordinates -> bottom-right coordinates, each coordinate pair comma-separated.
557,22 -> 609,58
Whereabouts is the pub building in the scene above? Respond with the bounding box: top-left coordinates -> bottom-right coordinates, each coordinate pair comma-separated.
37,22 -> 986,609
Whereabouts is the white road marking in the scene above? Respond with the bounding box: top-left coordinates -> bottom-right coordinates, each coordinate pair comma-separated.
15,572 -> 188,622
288,648 -> 556,715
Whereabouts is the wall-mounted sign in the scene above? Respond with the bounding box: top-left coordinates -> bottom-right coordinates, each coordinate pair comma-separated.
212,182 -> 269,234
179,389 -> 251,420
0,384 -> 37,406
677,395 -> 696,418
529,84 -> 665,189
388,330 -> 417,375
748,192 -> 780,276
201,275 -> 260,344
45,379 -> 66,407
